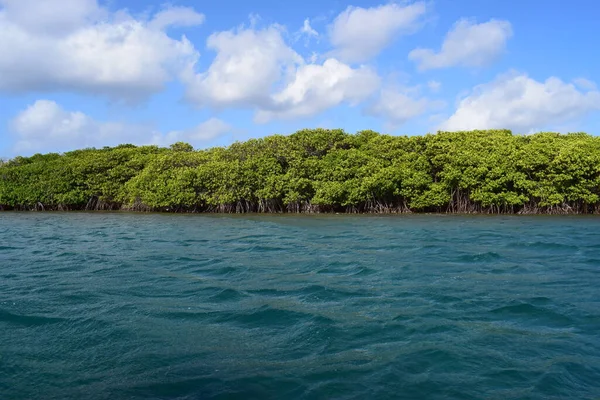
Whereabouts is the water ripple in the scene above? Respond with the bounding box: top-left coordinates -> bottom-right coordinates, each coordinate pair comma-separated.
1,213 -> 599,399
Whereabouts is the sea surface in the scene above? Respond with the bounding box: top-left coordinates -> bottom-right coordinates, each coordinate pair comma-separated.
1,213 -> 599,399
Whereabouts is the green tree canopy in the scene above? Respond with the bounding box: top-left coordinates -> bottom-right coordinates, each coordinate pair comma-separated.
1,129 -> 599,214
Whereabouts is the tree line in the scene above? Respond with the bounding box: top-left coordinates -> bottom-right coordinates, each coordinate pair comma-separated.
1,129 -> 599,214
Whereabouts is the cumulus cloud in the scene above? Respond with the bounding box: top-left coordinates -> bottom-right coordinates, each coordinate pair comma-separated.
0,0 -> 104,35
440,72 -> 600,132
183,25 -> 303,108
0,0 -> 436,129
9,100 -> 230,154
366,86 -> 445,128
148,6 -> 206,30
0,0 -> 203,100
10,100 -> 151,153
328,2 -> 427,63
255,58 -> 380,122
409,19 -> 512,70
184,25 -> 381,122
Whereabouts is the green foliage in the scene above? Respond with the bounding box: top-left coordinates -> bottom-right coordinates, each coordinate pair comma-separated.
170,142 -> 194,152
1,129 -> 599,213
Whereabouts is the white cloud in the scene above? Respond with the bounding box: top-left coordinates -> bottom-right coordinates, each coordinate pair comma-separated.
328,2 -> 427,63
9,100 -> 230,154
295,18 -> 319,47
184,25 -> 380,122
255,58 -> 380,123
10,100 -> 150,153
300,18 -> 318,38
0,0 -> 203,100
366,86 -> 445,128
183,25 -> 304,108
0,0 -> 104,36
409,19 -> 512,70
440,72 -> 600,132
148,6 -> 206,30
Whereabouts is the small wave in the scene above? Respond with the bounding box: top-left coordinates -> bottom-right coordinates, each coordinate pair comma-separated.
300,285 -> 369,303
231,306 -> 317,329
510,241 -> 579,252
534,361 -> 600,397
395,347 -> 459,374
181,238 -> 211,244
350,267 -> 376,276
248,245 -> 289,252
56,251 -> 77,258
0,308 -> 66,327
208,288 -> 248,302
455,251 -> 502,263
0,245 -> 21,251
246,288 -> 294,298
483,368 -> 542,383
490,302 -> 573,327
205,265 -> 238,276
527,296 -> 552,305
176,256 -> 198,262
124,376 -> 222,399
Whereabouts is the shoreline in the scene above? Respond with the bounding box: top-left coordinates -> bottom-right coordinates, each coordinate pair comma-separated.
2,208 -> 599,216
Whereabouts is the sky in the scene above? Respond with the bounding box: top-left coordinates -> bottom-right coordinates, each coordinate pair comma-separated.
0,0 -> 599,157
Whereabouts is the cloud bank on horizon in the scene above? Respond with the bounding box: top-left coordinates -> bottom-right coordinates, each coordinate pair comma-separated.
0,0 -> 598,155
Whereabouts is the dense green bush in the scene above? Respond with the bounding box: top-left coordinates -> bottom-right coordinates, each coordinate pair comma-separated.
1,129 -> 599,213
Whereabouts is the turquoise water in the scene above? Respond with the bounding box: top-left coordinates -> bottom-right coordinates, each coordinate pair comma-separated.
1,214 -> 599,400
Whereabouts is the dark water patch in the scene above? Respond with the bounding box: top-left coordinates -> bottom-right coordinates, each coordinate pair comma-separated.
208,288 -> 248,302
175,256 -> 199,262
490,302 -> 574,327
181,238 -> 212,245
527,296 -> 553,305
246,288 -> 296,298
0,245 -> 22,251
533,362 -> 600,398
230,306 -> 317,330
582,257 -> 600,265
455,251 -> 502,263
0,308 -> 66,327
116,236 -> 136,241
207,265 -> 239,276
55,251 -> 78,258
483,367 -> 543,384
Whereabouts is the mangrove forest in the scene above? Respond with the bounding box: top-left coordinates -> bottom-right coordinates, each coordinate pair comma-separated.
1,129 -> 600,214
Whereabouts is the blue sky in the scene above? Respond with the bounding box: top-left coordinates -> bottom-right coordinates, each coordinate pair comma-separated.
0,0 -> 599,157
